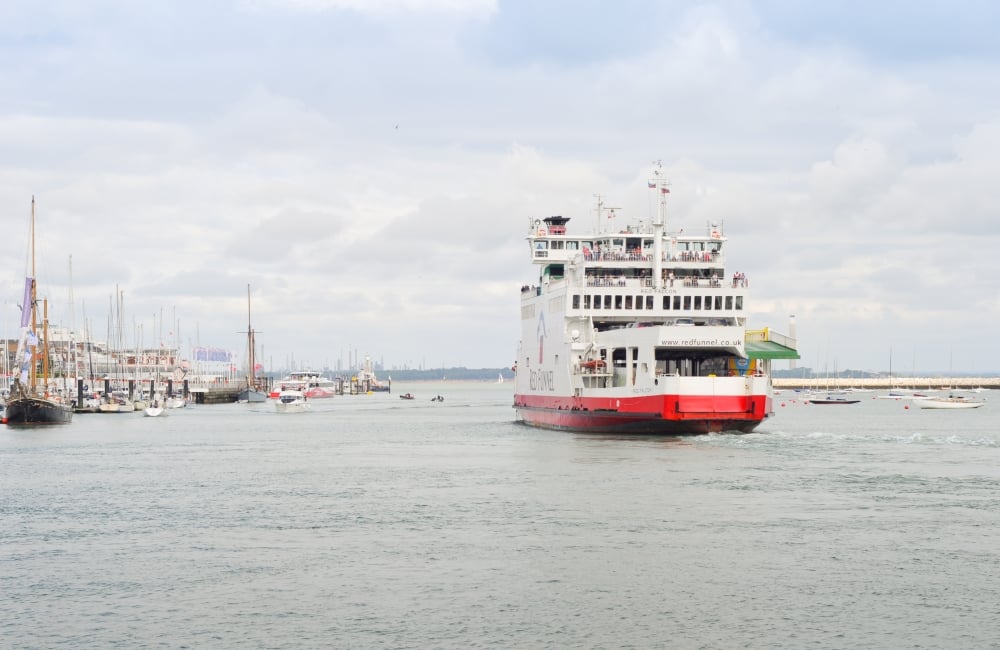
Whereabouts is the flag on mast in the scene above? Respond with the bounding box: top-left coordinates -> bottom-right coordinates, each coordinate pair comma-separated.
19,277 -> 32,327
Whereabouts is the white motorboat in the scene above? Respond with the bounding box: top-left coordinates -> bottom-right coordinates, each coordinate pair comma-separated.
274,389 -> 310,413
165,395 -> 187,409
144,394 -> 168,417
918,396 -> 985,410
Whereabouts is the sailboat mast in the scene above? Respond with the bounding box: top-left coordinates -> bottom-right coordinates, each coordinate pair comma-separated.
31,197 -> 36,280
29,196 -> 39,391
247,283 -> 255,387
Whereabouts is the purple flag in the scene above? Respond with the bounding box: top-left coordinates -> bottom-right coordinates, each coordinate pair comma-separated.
20,277 -> 32,328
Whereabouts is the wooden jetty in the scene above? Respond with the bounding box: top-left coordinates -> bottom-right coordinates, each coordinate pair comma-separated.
187,380 -> 255,404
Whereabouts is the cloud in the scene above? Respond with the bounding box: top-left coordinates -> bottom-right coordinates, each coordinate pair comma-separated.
250,0 -> 496,18
2,1 -> 1000,373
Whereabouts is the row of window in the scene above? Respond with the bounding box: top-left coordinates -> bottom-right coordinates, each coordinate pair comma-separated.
571,294 -> 744,311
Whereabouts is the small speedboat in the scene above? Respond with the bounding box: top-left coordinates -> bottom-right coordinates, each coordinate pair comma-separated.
144,394 -> 168,417
144,403 -> 167,417
400,393 -> 415,400
430,395 -> 444,402
275,390 -> 310,413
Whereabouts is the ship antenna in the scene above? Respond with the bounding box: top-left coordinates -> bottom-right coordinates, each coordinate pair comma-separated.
593,194 -> 620,233
648,161 -> 669,290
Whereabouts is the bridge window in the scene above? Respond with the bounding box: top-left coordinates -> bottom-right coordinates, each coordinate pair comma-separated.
735,296 -> 743,310
583,295 -> 591,309
693,296 -> 702,310
714,296 -> 723,310
615,295 -> 623,310
725,296 -> 733,310
625,295 -> 634,309
704,295 -> 712,310
572,294 -> 580,309
683,296 -> 691,310
673,296 -> 681,310
646,296 -> 654,309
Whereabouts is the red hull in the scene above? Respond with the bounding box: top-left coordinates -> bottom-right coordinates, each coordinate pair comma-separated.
513,393 -> 770,434
304,387 -> 337,398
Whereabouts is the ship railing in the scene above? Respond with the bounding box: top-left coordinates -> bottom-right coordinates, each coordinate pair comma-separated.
585,277 -> 732,289
680,277 -> 724,288
670,251 -> 721,263
584,251 -> 650,262
585,278 -> 628,288
580,251 -> 726,265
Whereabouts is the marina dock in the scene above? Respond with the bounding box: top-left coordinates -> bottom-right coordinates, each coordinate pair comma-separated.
773,377 -> 1000,391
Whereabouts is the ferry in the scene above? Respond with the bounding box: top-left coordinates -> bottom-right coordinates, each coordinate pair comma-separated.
276,370 -> 339,398
513,165 -> 798,434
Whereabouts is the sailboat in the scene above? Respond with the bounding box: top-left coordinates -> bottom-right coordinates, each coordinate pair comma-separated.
806,360 -> 859,404
877,346 -> 907,399
237,284 -> 268,403
498,372 -> 504,384
3,198 -> 74,425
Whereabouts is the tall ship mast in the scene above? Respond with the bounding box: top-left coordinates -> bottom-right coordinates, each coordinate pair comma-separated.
513,164 -> 798,434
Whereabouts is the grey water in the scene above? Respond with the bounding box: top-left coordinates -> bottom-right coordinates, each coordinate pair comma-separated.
3,384 -> 1000,649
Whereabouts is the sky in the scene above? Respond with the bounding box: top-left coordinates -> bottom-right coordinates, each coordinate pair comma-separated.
2,0 -> 999,374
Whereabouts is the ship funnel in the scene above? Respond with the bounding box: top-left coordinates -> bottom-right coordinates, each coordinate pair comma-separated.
543,215 -> 570,234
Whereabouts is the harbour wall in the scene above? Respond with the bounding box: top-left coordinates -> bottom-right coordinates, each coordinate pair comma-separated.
773,377 -> 1000,390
